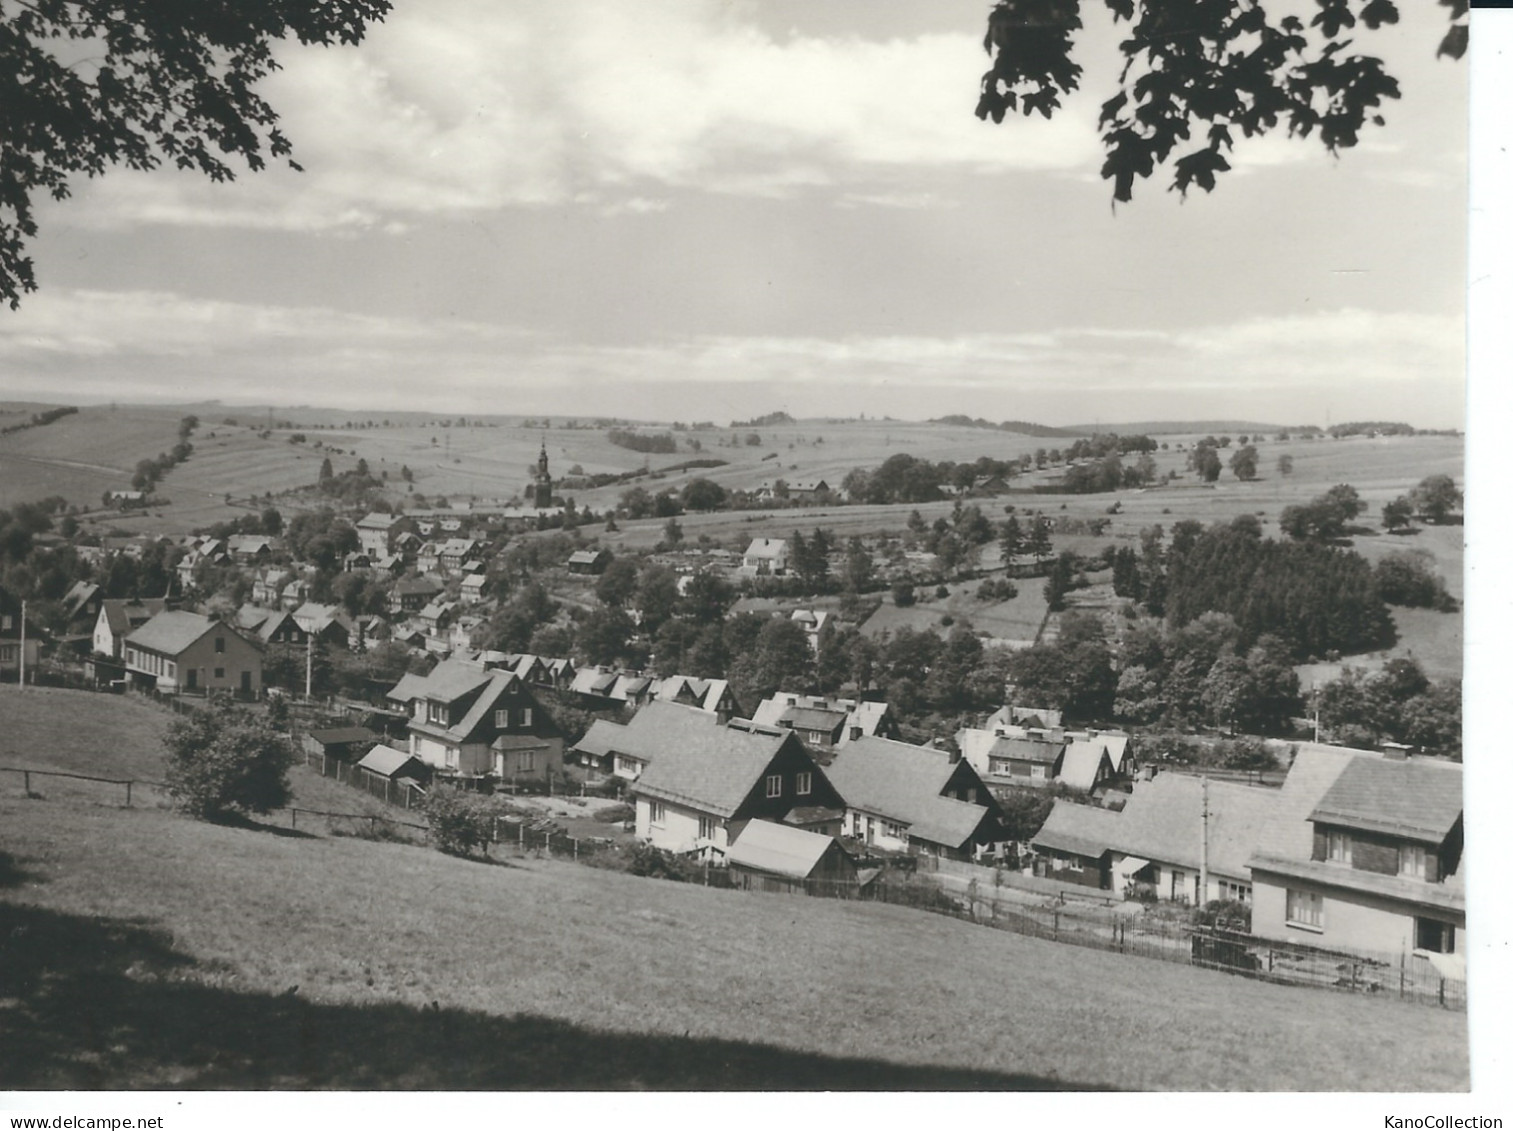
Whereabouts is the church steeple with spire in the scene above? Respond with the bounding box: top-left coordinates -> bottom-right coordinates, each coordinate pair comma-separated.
532,438 -> 553,507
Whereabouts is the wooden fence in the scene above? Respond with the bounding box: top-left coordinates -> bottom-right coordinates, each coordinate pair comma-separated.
301,749 -> 427,810
0,764 -> 160,806
747,873 -> 1465,1009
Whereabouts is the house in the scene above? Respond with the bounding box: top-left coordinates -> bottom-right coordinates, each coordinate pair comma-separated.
567,549 -> 611,575
123,611 -> 262,696
293,602 -> 353,648
0,586 -> 41,677
93,598 -> 168,660
279,577 -> 312,610
342,551 -> 372,573
750,692 -> 897,748
786,478 -> 830,501
1058,738 -> 1118,794
251,568 -> 293,607
572,699 -> 716,781
356,512 -> 406,558
741,537 -> 789,575
246,607 -> 311,648
568,665 -> 656,709
789,608 -> 831,651
728,819 -> 858,894
629,713 -> 843,859
1029,802 -> 1128,890
820,736 -> 1008,860
386,659 -> 563,779
438,538 -> 480,572
416,600 -> 457,634
226,534 -> 275,563
389,575 -> 444,614
651,674 -> 741,719
1032,773 -> 1280,904
1248,747 -> 1464,969
459,574 -> 488,604
988,704 -> 1063,730
983,733 -> 1066,784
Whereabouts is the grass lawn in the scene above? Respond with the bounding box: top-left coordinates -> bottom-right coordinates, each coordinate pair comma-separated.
0,797 -> 1469,1091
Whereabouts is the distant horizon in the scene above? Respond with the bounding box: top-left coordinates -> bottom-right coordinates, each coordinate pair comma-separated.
0,395 -> 1464,437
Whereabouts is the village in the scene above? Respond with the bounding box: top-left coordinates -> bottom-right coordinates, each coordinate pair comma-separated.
0,418 -> 1467,1020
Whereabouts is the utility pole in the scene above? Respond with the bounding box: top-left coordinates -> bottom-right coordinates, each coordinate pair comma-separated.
1199,775 -> 1210,908
305,633 -> 313,699
18,599 -> 26,691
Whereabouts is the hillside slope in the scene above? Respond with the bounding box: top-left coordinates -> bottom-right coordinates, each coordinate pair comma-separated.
0,688 -> 1468,1091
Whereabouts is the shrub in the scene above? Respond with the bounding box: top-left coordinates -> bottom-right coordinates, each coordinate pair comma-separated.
163,703 -> 294,821
892,582 -> 916,607
627,844 -> 698,881
422,790 -> 501,857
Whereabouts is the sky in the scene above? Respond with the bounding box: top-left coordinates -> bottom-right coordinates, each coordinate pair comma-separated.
0,0 -> 1469,428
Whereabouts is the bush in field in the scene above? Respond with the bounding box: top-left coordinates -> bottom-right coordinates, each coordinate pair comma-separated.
627,844 -> 698,881
422,790 -> 500,858
163,702 -> 293,821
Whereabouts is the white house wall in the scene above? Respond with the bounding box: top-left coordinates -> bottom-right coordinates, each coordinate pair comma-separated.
635,797 -> 729,856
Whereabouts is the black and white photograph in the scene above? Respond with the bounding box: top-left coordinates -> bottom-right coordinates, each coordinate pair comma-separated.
0,0 -> 1497,1110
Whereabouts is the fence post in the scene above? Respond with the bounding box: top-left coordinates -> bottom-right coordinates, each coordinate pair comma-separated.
518,822 -> 524,848
573,837 -> 579,861
291,809 -> 298,829
370,816 -> 377,837
1053,909 -> 1059,941
23,770 -> 30,795
125,780 -> 132,807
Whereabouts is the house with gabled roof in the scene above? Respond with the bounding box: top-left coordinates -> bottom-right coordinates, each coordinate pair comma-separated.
567,549 -> 611,575
652,674 -> 741,719
1030,802 -> 1128,890
572,699 -> 719,782
1032,773 -> 1280,904
389,575 -> 444,615
90,598 -> 166,661
123,611 -> 261,696
741,537 -> 789,575
1248,747 -> 1464,968
1058,739 -> 1117,794
226,534 -> 276,563
294,601 -> 353,649
750,692 -> 897,749
628,712 -> 843,859
386,659 -> 563,780
251,568 -> 293,607
821,736 -> 1008,860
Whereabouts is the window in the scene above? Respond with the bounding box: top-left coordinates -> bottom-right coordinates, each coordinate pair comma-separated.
521,751 -> 535,773
521,707 -> 533,727
1030,764 -> 1047,780
1326,830 -> 1352,864
796,772 -> 812,796
428,701 -> 446,724
884,821 -> 907,840
1066,858 -> 1084,873
698,816 -> 718,841
214,667 -> 225,679
215,637 -> 225,654
494,708 -> 510,729
1219,880 -> 1251,903
1286,889 -> 1324,929
1399,844 -> 1427,879
167,662 -> 176,679
766,774 -> 782,798
1415,918 -> 1455,954
649,801 -> 666,826
1,614 -> 11,630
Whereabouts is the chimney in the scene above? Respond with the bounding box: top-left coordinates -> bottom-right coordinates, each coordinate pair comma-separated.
850,725 -> 863,742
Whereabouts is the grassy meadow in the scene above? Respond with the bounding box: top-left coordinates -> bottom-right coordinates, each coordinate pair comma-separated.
0,686 -> 1470,1091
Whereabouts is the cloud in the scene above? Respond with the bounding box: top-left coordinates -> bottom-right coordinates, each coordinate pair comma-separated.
54,0 -> 1103,232
0,289 -> 1462,427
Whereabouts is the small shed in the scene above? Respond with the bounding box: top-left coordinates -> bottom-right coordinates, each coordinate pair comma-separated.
729,819 -> 858,895
302,726 -> 382,764
356,744 -> 429,784
567,549 -> 611,575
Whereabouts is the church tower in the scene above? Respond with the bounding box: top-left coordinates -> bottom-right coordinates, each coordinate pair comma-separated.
533,439 -> 553,507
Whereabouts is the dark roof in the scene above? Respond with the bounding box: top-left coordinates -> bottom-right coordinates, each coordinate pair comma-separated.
308,726 -> 381,747
998,736 -> 1064,764
1309,756 -> 1463,842
100,598 -> 165,636
780,706 -> 848,732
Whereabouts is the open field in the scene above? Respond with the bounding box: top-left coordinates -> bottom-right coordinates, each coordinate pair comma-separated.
0,797 -> 1468,1090
0,685 -> 1470,1090
0,686 -> 400,820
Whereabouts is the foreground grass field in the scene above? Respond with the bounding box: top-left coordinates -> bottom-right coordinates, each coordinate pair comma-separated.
0,691 -> 1469,1091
